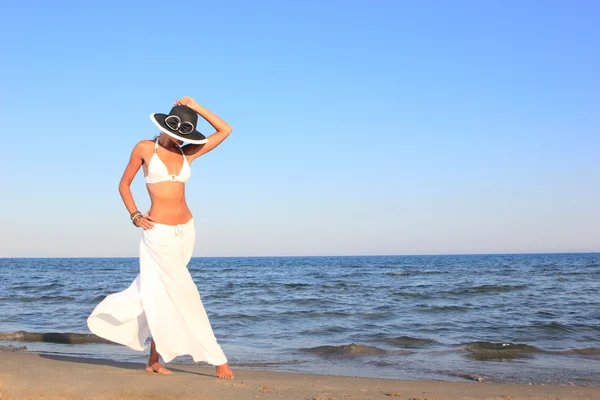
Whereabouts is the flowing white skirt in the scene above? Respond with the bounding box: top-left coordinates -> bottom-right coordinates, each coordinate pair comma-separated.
87,218 -> 227,365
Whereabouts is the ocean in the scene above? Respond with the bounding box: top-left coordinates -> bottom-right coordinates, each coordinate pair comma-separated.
1,254 -> 599,385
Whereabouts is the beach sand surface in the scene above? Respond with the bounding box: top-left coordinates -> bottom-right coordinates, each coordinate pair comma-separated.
0,352 -> 598,400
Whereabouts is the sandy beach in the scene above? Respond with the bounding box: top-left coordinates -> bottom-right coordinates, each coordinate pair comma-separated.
0,351 -> 597,400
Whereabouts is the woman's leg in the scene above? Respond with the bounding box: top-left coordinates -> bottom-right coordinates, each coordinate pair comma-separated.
141,220 -> 233,378
181,221 -> 233,379
146,338 -> 173,375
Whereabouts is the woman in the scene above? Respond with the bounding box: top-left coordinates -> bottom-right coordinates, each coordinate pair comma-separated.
87,96 -> 234,379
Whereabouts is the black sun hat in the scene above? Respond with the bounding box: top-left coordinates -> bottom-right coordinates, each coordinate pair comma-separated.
150,105 -> 208,144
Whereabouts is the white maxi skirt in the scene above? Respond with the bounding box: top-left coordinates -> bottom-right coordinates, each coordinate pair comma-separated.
87,218 -> 227,365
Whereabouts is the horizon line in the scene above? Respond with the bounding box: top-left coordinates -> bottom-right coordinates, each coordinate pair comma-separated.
1,251 -> 599,259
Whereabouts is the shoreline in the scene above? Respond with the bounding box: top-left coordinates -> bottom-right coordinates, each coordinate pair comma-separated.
1,351 -> 598,400
3,341 -> 599,386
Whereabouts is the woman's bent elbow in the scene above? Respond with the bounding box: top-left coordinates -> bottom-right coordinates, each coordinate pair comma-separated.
118,182 -> 129,194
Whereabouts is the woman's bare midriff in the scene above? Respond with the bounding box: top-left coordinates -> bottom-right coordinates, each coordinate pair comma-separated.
145,182 -> 193,225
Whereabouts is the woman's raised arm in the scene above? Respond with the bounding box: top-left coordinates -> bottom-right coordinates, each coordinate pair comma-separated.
175,96 -> 232,160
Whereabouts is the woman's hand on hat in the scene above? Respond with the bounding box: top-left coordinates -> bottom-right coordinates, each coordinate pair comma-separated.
174,96 -> 199,109
135,212 -> 155,230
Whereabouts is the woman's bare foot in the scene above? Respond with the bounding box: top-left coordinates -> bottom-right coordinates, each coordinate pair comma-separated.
216,363 -> 234,379
146,339 -> 172,375
146,362 -> 173,375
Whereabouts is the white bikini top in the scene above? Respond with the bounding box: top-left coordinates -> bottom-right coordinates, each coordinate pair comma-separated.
145,139 -> 191,184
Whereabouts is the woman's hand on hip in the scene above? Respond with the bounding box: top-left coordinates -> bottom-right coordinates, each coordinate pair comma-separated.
135,212 -> 155,230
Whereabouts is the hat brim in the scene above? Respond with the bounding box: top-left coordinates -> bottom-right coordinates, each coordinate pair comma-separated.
150,113 -> 208,144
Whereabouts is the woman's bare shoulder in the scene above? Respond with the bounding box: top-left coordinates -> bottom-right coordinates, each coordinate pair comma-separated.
132,139 -> 155,153
127,140 -> 155,164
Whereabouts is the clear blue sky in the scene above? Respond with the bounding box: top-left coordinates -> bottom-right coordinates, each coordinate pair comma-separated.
1,1 -> 598,257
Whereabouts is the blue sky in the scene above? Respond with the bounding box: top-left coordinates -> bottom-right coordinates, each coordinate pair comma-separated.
1,0 -> 598,257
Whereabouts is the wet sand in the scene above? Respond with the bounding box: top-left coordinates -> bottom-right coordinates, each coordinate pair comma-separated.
0,351 -> 598,400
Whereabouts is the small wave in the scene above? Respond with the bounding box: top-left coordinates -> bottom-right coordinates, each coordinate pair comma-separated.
534,311 -> 557,318
392,291 -> 433,300
384,271 -> 447,276
536,322 -> 574,332
416,305 -> 470,313
448,284 -> 529,295
234,360 -> 308,367
219,313 -> 265,321
302,343 -> 386,358
321,282 -> 360,289
276,310 -> 351,318
555,271 -> 589,276
19,295 -> 76,303
363,312 -> 394,320
12,283 -> 62,290
288,298 -> 324,306
0,344 -> 27,352
368,360 -> 396,366
375,335 -> 437,348
284,283 -> 311,288
301,326 -> 347,335
0,331 -> 114,345
464,341 -> 541,360
235,282 -> 269,288
449,372 -> 486,382
561,348 -> 600,356
89,295 -> 108,303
